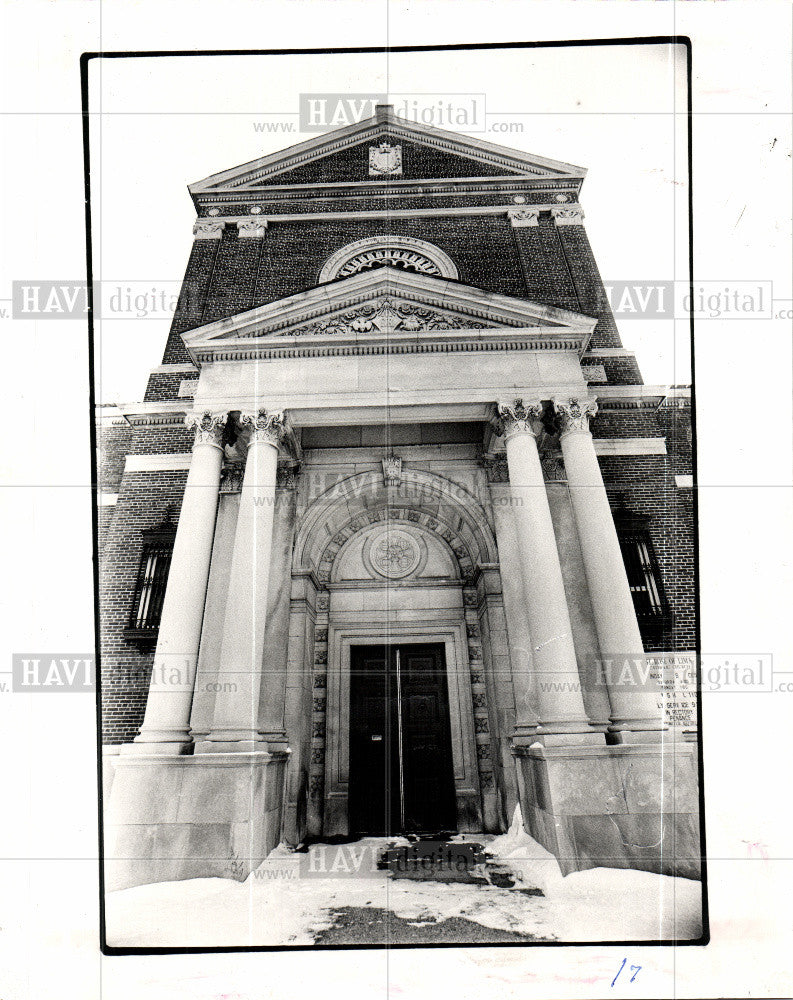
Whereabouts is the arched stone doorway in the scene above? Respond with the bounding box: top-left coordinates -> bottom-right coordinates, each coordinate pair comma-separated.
292,469 -> 509,838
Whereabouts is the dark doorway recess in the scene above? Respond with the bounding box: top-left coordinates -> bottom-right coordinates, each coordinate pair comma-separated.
348,643 -> 457,836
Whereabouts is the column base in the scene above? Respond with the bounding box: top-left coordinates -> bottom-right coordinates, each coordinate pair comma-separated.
537,718 -> 606,747
608,720 -> 668,745
104,749 -> 290,892
194,738 -> 268,754
513,742 -> 701,880
122,729 -> 193,756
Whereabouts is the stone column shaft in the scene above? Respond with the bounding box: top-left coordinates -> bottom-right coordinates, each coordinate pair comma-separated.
198,410 -> 285,753
498,401 -> 599,744
555,398 -> 664,737
128,412 -> 226,754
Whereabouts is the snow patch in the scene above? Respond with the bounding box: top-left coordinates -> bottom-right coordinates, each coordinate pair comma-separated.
105,824 -> 702,946
485,806 -> 703,940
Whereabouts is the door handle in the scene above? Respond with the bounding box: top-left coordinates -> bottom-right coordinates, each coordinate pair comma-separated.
371,734 -> 383,741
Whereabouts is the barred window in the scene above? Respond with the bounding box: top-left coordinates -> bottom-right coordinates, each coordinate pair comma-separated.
618,530 -> 666,619
127,510 -> 176,636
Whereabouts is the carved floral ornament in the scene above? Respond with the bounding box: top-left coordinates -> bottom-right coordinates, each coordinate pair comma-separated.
507,207 -> 540,228
494,398 -> 598,440
187,409 -> 290,449
289,299 -> 483,338
553,397 -> 598,435
496,399 -> 545,440
192,220 -> 225,240
186,411 -> 227,447
238,409 -> 287,446
550,207 -> 585,226
237,218 -> 268,239
381,455 -> 402,486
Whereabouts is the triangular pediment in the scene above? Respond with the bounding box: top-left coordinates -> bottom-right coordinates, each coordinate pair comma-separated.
190,106 -> 585,194
182,268 -> 597,363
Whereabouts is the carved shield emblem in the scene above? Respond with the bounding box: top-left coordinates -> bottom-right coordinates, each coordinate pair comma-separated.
369,142 -> 402,176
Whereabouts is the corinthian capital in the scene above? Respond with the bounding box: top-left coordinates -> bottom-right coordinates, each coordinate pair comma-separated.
496,399 -> 544,440
238,409 -> 287,447
186,411 -> 227,448
554,397 -> 598,435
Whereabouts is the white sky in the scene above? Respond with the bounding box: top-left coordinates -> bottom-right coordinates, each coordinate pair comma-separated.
88,44 -> 690,404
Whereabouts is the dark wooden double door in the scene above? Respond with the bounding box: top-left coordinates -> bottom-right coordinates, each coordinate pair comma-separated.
348,643 -> 457,836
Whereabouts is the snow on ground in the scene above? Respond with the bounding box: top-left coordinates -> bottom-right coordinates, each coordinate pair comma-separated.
105,811 -> 702,947
486,807 -> 703,941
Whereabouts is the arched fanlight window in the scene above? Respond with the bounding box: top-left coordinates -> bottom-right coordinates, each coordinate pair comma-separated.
319,236 -> 458,283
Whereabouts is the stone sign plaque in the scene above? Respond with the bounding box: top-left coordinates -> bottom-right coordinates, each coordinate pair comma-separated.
647,651 -> 698,732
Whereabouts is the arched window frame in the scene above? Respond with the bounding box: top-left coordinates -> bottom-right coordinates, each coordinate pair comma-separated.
318,236 -> 458,283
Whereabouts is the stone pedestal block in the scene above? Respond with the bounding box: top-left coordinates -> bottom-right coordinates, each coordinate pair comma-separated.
513,743 -> 700,879
104,749 -> 289,890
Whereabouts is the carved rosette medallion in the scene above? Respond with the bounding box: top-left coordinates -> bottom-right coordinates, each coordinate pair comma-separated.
554,397 -> 598,437
367,529 -> 422,579
496,399 -> 544,441
186,411 -> 227,448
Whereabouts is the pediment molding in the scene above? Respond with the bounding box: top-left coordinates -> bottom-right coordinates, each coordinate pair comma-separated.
181,268 -> 597,363
190,107 -> 586,196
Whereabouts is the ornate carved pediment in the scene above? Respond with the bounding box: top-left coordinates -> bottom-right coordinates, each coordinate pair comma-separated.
182,267 -> 599,361
287,297 -> 487,338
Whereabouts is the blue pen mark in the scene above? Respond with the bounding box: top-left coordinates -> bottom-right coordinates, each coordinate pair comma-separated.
611,959 -> 642,987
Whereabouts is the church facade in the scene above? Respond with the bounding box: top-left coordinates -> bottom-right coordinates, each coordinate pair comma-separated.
98,106 -> 699,891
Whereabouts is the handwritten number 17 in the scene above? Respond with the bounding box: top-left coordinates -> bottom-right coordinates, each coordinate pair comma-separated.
611,959 -> 641,987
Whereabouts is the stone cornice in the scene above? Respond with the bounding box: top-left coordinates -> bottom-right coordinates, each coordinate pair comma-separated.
195,179 -> 581,201
593,385 -> 692,411
191,202 -> 584,226
190,329 -> 592,365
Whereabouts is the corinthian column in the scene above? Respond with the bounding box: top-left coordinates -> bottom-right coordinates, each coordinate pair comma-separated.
127,411 -> 227,754
554,397 -> 665,738
197,409 -> 287,753
497,401 -> 600,744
